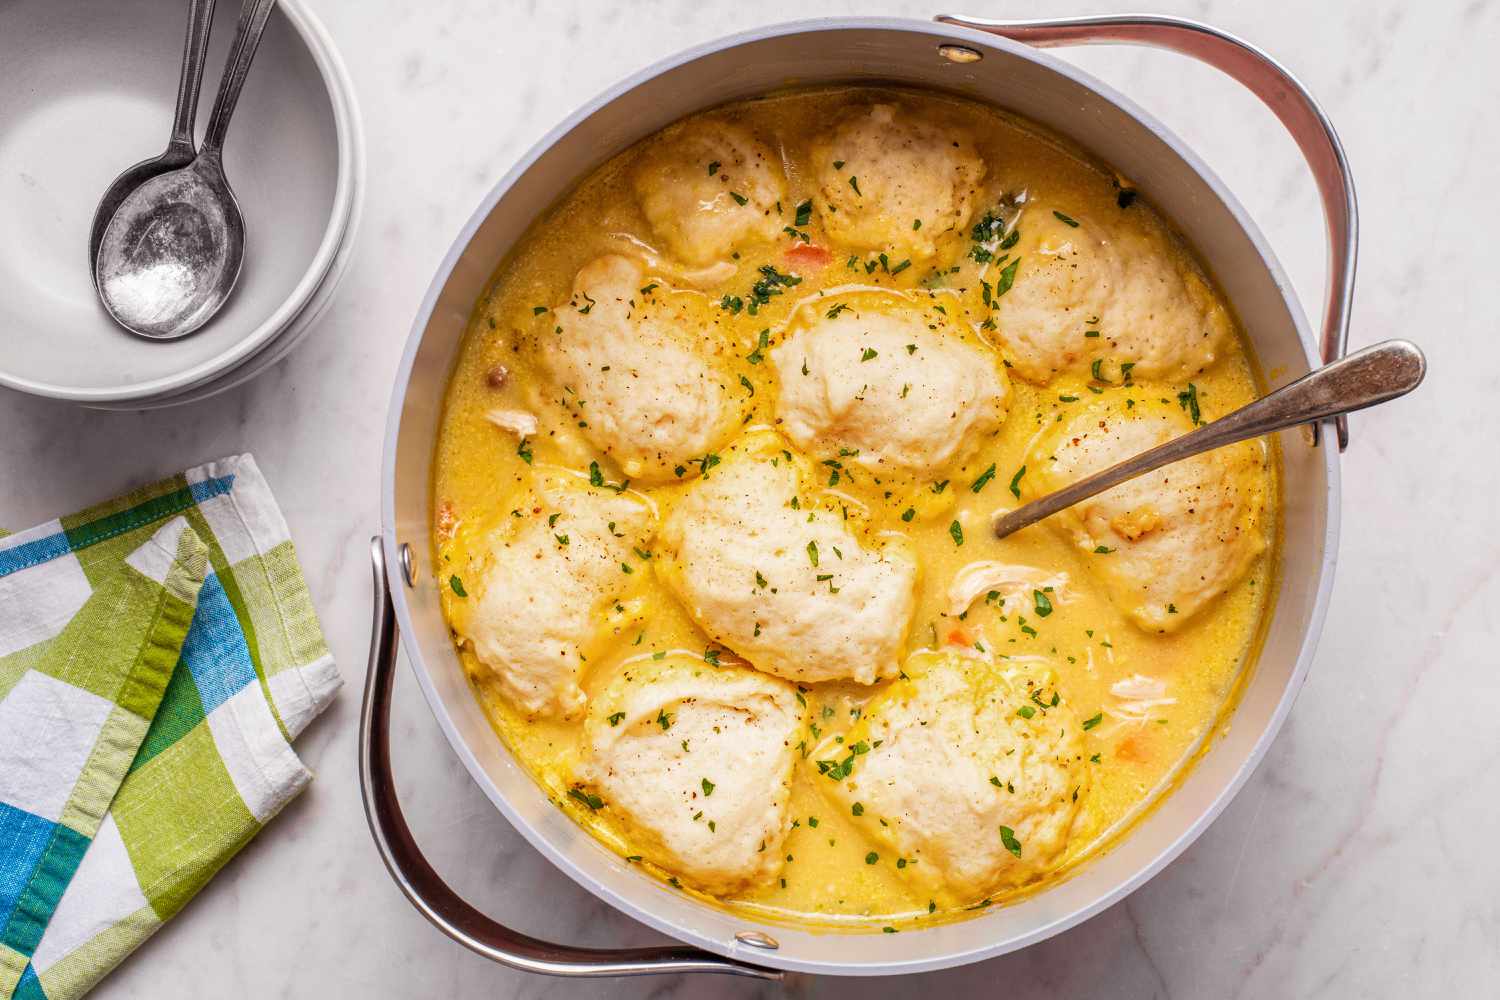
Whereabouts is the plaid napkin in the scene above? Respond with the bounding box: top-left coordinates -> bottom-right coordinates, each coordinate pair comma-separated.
0,455 -> 339,1000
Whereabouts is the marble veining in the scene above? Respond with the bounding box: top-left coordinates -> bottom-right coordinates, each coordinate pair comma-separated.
0,0 -> 1493,996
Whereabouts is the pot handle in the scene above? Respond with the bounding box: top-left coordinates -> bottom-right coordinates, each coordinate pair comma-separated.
936,12 -> 1357,450
359,538 -> 780,981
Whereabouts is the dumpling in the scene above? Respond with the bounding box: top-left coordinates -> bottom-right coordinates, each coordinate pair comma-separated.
451,473 -> 654,718
633,120 -> 787,265
811,104 -> 985,261
542,255 -> 740,481
990,206 -> 1231,383
575,657 -> 806,894
818,650 -> 1090,901
771,294 -> 1009,475
1029,398 -> 1267,630
657,436 -> 918,684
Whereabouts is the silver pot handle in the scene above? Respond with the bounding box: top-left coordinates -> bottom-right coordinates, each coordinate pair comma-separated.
358,538 -> 781,981
937,12 -> 1357,450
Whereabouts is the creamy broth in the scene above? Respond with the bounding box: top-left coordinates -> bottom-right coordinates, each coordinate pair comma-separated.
431,86 -> 1278,929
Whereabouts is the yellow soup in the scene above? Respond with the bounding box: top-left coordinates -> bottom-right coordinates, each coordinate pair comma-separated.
431,86 -> 1279,931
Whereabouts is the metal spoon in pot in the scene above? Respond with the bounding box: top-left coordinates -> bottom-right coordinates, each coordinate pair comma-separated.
991,340 -> 1427,540
93,0 -> 277,340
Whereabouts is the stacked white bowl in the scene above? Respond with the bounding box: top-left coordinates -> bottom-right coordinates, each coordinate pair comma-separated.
0,0 -> 363,409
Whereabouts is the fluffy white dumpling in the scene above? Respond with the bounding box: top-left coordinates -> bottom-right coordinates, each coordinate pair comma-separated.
451,474 -> 654,718
633,120 -> 787,265
658,437 -> 918,684
991,207 -> 1231,383
819,650 -> 1090,901
542,255 -> 739,481
1030,398 -> 1267,630
771,296 -> 1009,475
575,657 -> 806,894
812,104 -> 986,261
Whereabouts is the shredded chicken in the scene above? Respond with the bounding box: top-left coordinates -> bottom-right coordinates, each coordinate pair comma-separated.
606,234 -> 737,287
946,561 -> 1069,617
485,408 -> 538,438
1103,673 -> 1176,723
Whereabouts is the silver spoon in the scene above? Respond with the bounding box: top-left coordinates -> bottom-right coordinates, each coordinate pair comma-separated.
88,0 -> 217,270
992,340 -> 1427,539
94,0 -> 278,340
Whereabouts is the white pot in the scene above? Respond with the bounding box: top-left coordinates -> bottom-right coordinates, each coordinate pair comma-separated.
364,14 -> 1351,981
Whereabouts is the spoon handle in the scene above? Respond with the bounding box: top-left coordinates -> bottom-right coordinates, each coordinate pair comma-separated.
168,0 -> 218,152
200,0 -> 277,157
992,340 -> 1427,539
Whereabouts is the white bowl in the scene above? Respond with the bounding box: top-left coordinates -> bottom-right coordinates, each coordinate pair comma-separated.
0,0 -> 362,403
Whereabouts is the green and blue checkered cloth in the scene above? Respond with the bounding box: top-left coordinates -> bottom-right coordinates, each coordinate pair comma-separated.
0,455 -> 339,999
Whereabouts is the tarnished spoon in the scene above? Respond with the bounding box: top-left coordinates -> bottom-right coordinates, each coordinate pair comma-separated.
94,0 -> 277,340
992,340 -> 1427,539
88,0 -> 218,270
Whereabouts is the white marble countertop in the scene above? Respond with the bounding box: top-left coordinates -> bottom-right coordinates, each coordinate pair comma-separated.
3,0 -> 1495,996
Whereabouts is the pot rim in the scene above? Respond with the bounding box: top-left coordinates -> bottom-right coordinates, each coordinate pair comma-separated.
380,15 -> 1341,975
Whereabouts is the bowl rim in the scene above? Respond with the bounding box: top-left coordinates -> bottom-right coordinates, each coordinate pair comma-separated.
381,15 -> 1342,975
0,0 -> 364,403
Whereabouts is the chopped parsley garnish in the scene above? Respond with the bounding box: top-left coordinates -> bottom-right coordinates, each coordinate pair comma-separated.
806,541 -> 820,566
746,328 -> 770,364
568,788 -> 604,811
949,520 -> 964,547
640,283 -> 657,295
860,347 -> 878,362
999,825 -> 1022,858
1094,545 -> 1115,554
971,464 -> 997,493
703,647 -> 721,666
517,438 -> 533,465
901,507 -> 916,522
744,265 -> 801,315
852,802 -> 864,816
1082,712 -> 1103,731
589,461 -> 604,487
848,176 -> 862,196
739,374 -> 755,396
1009,465 -> 1026,499
995,257 -> 1020,297
865,851 -> 879,865
826,302 -> 850,319
608,712 -> 626,726
1016,705 -> 1036,719
448,575 -> 467,597
1052,210 -> 1080,227
1178,383 -> 1202,424
794,199 -> 812,227
701,778 -> 716,796
729,191 -> 749,206
656,709 -> 672,731
1033,590 -> 1053,617
707,160 -> 720,175
532,305 -> 547,315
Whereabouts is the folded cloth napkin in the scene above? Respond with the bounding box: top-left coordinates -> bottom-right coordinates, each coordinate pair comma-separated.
0,455 -> 339,1000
